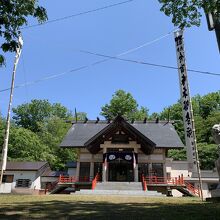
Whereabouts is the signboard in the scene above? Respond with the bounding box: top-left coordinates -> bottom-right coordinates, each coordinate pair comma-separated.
174,30 -> 197,172
103,152 -> 137,163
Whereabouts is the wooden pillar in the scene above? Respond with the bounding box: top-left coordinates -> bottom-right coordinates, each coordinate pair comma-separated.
90,162 -> 94,181
102,147 -> 107,182
149,163 -> 152,177
76,161 -> 80,180
134,164 -> 139,182
134,148 -> 139,182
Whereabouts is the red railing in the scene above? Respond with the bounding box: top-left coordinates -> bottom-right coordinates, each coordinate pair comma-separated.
58,175 -> 90,183
144,174 -> 200,197
145,174 -> 184,185
142,174 -> 147,191
92,173 -> 100,190
185,181 -> 200,196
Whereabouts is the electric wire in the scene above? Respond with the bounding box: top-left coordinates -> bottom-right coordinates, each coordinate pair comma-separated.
78,50 -> 220,77
1,29 -> 219,94
21,0 -> 136,30
0,30 -> 176,93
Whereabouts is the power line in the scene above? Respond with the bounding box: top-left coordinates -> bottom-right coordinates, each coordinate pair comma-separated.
21,0 -> 136,30
2,30 -> 218,94
116,29 -> 177,56
78,50 -> 220,77
0,30 -> 176,93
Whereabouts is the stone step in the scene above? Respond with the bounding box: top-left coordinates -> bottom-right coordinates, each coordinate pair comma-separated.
74,189 -> 164,197
95,182 -> 143,191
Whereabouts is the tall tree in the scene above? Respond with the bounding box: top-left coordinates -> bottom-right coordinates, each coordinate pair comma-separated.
0,115 -> 5,148
11,100 -> 81,170
158,0 -> 220,28
37,116 -> 77,170
8,127 -> 55,163
100,90 -> 148,121
157,91 -> 220,169
0,0 -> 47,66
12,99 -> 72,132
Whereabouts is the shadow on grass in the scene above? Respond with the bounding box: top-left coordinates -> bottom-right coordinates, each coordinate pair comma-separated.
0,196 -> 220,220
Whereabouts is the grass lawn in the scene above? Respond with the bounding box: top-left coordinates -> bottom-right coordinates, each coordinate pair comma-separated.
0,195 -> 220,220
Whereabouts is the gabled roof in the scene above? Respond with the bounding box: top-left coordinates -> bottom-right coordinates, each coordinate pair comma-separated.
84,116 -> 156,154
1,161 -> 48,171
60,116 -> 184,153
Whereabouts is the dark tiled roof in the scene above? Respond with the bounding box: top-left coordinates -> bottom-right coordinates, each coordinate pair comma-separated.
60,123 -> 108,147
60,119 -> 184,149
132,123 -> 183,148
1,161 -> 48,171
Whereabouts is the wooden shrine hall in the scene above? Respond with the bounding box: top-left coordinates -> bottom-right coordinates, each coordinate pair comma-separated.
56,116 -> 204,196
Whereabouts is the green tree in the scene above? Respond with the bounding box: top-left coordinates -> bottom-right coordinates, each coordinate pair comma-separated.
197,143 -> 219,170
168,149 -> 187,161
158,0 -> 220,28
12,99 -> 72,132
154,91 -> 220,169
12,100 -> 80,169
37,117 -> 77,170
0,0 -> 47,66
100,90 -> 148,121
0,115 -> 5,148
168,143 -> 219,170
197,92 -> 220,119
7,127 -> 55,163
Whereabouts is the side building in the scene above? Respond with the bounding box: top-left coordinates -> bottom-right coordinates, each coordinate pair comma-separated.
0,161 -> 51,194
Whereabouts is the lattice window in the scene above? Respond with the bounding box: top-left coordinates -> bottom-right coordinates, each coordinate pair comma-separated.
16,179 -> 31,188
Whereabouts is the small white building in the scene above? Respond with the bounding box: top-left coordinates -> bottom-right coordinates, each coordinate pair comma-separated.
0,161 -> 51,194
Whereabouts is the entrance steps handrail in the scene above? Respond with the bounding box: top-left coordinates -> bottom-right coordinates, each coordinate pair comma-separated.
142,174 -> 147,191
92,173 -> 100,190
58,175 -> 90,183
145,175 -> 184,185
143,174 -> 200,197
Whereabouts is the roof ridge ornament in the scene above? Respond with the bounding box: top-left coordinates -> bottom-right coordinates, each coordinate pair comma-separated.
96,117 -> 100,123
84,117 -> 88,123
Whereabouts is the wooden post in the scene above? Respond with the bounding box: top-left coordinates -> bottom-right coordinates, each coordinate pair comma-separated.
0,35 -> 23,186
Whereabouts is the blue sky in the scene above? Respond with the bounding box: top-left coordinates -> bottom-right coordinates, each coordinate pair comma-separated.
0,0 -> 219,119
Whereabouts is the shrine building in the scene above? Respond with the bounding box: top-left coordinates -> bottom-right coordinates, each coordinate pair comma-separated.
60,116 -> 183,181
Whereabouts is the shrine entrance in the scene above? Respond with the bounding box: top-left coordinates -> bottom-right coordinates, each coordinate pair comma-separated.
108,159 -> 134,182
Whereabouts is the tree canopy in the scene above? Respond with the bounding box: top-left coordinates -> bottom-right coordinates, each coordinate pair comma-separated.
1,100 -> 78,170
157,91 -> 220,169
12,99 -> 72,132
0,91 -> 219,170
0,0 -> 47,66
158,0 -> 220,28
100,90 -> 148,121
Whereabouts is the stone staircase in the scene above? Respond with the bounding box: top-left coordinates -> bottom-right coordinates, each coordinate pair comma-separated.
75,182 -> 164,197
95,182 -> 143,190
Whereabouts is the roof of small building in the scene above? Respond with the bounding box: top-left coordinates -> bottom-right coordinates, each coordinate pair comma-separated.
42,170 -> 68,177
60,117 -> 184,150
0,161 -> 48,171
66,161 -> 77,168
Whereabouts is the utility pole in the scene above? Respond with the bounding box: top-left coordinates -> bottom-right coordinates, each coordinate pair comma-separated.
206,12 -> 220,53
174,30 -> 203,201
0,34 -> 23,186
